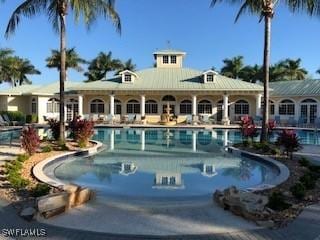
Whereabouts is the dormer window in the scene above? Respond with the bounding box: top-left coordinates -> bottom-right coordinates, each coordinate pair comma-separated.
170,55 -> 177,64
124,74 -> 132,82
163,55 -> 169,64
206,74 -> 214,82
120,70 -> 137,83
202,70 -> 218,83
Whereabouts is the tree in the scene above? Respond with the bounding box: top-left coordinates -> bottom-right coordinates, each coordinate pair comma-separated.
278,58 -> 308,80
6,0 -> 121,142
85,51 -> 122,82
15,57 -> 41,86
239,64 -> 262,83
211,0 -> 318,142
220,56 -> 244,79
46,48 -> 87,75
115,59 -> 136,75
0,48 -> 14,84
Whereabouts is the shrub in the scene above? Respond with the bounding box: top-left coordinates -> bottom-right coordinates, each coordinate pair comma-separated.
276,129 -> 302,159
69,119 -> 94,148
290,182 -> 306,199
20,126 -> 40,156
31,183 -> 51,197
26,114 -> 38,123
41,145 -> 52,153
5,155 -> 30,190
299,157 -> 310,167
16,154 -> 29,162
1,111 -> 25,123
300,173 -> 317,190
240,115 -> 258,143
308,165 -> 320,174
267,192 -> 291,211
47,119 -> 60,140
267,119 -> 276,133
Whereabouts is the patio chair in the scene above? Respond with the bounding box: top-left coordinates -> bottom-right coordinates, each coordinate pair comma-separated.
274,116 -> 281,126
104,114 -> 113,124
287,117 -> 297,127
91,114 -> 99,122
113,115 -> 121,124
199,115 -> 210,124
254,116 -> 262,126
127,114 -> 135,124
134,114 -> 143,124
0,115 -> 9,126
185,115 -> 192,124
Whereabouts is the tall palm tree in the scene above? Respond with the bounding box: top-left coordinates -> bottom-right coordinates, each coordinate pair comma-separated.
85,51 -> 122,82
115,59 -> 136,75
211,0 -> 319,142
220,56 -> 244,79
16,57 -> 41,86
279,58 -> 308,80
6,0 -> 121,142
46,48 -> 87,78
239,64 -> 262,83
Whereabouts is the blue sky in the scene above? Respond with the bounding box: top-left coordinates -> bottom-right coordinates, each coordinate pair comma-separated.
0,0 -> 320,88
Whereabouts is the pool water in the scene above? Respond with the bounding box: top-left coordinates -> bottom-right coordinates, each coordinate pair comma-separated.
52,128 -> 280,199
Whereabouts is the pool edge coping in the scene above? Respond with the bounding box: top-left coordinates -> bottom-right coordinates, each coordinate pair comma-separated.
33,140 -> 103,188
228,146 -> 290,192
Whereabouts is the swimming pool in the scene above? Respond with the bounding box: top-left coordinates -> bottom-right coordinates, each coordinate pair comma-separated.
50,128 -> 281,199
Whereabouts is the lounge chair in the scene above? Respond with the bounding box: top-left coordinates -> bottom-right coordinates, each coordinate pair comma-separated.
127,114 -> 135,124
185,115 -> 192,124
199,115 -> 210,124
104,114 -> 114,124
134,114 -> 143,124
0,115 -> 9,126
254,116 -> 262,126
113,115 -> 121,124
274,116 -> 281,126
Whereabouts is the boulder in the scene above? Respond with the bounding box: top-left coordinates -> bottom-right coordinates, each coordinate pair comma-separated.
42,206 -> 66,219
20,207 -> 36,221
37,192 -> 68,215
75,188 -> 91,206
256,220 -> 275,228
63,184 -> 80,209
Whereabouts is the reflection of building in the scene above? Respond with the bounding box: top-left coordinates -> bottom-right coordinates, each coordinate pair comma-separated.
201,164 -> 218,178
119,162 -> 137,176
153,172 -> 184,189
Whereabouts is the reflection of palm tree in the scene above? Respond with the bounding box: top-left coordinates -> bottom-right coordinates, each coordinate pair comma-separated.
222,160 -> 256,181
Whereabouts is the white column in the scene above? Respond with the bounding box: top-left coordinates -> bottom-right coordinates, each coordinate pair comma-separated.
222,94 -> 230,125
110,129 -> 114,151
256,94 -> 262,117
295,101 -> 300,122
141,95 -> 145,117
141,130 -> 145,151
78,95 -> 83,117
192,131 -> 197,152
110,95 -> 115,116
192,95 -> 197,115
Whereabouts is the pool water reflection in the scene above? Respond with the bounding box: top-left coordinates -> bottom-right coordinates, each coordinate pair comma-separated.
52,128 -> 279,199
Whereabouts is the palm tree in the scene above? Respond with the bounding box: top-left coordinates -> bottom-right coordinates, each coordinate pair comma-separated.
211,0 -> 318,142
278,58 -> 308,80
6,0 -> 121,142
220,56 -> 244,79
0,48 -> 14,84
85,51 -> 122,82
115,59 -> 136,75
16,58 -> 41,86
46,48 -> 87,76
239,64 -> 262,83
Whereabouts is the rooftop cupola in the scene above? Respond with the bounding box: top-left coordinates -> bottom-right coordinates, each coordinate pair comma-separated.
153,49 -> 186,68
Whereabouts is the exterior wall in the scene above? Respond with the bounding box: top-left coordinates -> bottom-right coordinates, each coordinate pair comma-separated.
38,96 -> 51,123
7,96 -> 30,113
0,96 -> 8,111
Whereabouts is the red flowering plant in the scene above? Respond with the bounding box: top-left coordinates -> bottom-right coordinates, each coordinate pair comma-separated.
276,129 -> 302,159
240,115 -> 258,144
20,126 -> 40,156
69,118 -> 94,148
268,119 -> 276,133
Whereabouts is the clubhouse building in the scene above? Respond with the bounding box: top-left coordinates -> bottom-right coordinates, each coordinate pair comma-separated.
0,49 -> 319,126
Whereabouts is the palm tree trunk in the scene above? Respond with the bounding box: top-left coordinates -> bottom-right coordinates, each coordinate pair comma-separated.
260,2 -> 273,143
59,3 -> 67,143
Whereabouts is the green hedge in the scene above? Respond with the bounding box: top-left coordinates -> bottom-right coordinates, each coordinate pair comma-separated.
26,114 -> 38,123
1,111 -> 26,123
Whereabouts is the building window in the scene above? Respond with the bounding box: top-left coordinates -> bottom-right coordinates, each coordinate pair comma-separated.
115,99 -> 121,114
124,74 -> 132,82
127,99 -> 140,114
262,100 -> 275,115
180,100 -> 192,114
163,55 -> 169,64
145,100 -> 158,114
169,177 -> 176,185
170,55 -> 177,64
47,98 -> 59,113
161,177 -> 168,185
279,99 -> 295,115
235,100 -> 249,115
206,74 -> 214,82
198,100 -> 212,114
90,99 -> 104,114
162,95 -> 176,102
31,98 -> 37,114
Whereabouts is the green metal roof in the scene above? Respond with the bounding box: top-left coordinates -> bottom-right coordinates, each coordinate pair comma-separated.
0,84 -> 41,96
72,68 -> 263,92
0,81 -> 81,96
270,79 -> 320,97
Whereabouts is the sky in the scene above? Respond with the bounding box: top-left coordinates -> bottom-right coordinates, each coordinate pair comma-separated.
0,0 -> 320,88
